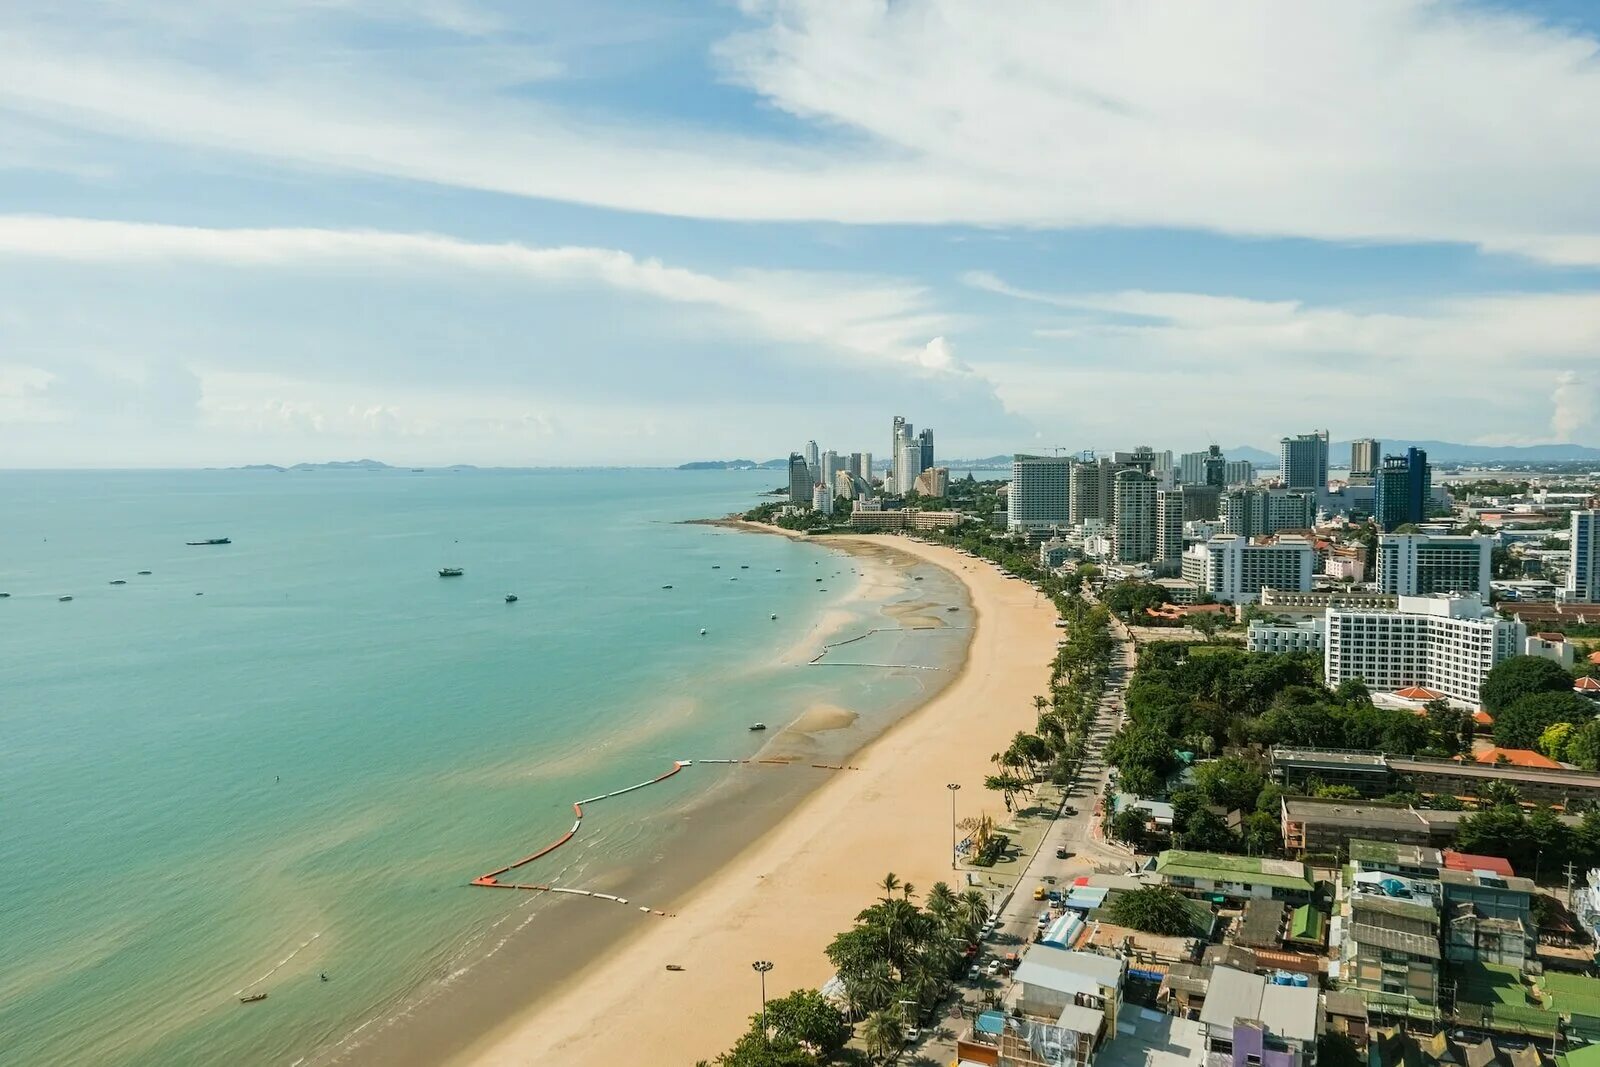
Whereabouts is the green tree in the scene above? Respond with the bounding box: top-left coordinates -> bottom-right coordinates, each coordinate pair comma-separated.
1314,784 -> 1364,800
861,1009 -> 904,1064
1480,656 -> 1576,714
711,1030 -> 816,1067
1481,780 -> 1522,809
1111,808 -> 1148,849
1193,755 -> 1267,813
1570,720 -> 1600,771
1179,807 -> 1236,852
1539,721 -> 1576,762
1107,886 -> 1193,935
1493,690 -> 1591,749
762,989 -> 849,1059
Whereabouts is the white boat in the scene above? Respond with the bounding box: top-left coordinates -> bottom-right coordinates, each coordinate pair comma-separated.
749,722 -> 767,731
770,613 -> 777,620
699,628 -> 707,636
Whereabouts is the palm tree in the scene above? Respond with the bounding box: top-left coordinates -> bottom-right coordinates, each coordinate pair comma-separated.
925,881 -> 958,921
1033,695 -> 1048,713
862,1008 -> 904,1063
878,871 -> 901,902
900,881 -> 916,902
1481,780 -> 1522,809
955,888 -> 990,942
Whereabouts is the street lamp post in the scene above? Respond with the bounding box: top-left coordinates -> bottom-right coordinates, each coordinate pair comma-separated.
947,783 -> 961,870
752,960 -> 774,1044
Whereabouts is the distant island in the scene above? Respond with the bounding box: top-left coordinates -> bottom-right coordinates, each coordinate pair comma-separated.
235,459 -> 395,472
676,459 -> 788,470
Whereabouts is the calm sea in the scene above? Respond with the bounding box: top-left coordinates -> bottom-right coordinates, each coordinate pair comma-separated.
0,468 -> 968,1065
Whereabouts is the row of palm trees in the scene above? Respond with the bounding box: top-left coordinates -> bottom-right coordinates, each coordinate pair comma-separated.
824,873 -> 992,1060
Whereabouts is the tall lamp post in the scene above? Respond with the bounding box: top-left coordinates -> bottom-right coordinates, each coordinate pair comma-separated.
947,783 -> 961,870
752,960 -> 774,1044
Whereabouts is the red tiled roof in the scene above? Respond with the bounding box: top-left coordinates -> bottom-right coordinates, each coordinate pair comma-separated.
1394,686 -> 1446,700
1575,676 -> 1600,693
1464,747 -> 1562,769
1535,632 -> 1566,642
1472,710 -> 1495,726
1587,650 -> 1600,665
1442,851 -> 1514,876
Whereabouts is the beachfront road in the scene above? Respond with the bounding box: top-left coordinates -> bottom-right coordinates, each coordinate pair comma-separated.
916,594 -> 1139,1064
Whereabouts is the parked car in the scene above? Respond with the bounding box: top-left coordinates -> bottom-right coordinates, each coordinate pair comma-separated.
906,1027 -> 922,1043
986,959 -> 1003,976
1055,846 -> 1070,859
1033,885 -> 1047,900
967,965 -> 980,980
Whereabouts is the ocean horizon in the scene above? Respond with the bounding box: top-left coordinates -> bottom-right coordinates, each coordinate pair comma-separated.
0,467 -> 970,1065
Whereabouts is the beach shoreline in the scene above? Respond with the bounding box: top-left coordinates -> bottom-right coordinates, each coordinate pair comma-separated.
454,532 -> 1059,1066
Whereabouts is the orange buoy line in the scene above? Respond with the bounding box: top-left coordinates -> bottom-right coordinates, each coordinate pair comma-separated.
469,757 -> 858,901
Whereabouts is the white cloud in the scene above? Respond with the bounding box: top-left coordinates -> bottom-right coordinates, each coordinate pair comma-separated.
5,2 -> 1600,258
1553,371 -> 1595,442
0,215 -> 965,378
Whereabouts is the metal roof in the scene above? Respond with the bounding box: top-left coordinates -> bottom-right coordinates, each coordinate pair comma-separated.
1199,966 -> 1320,1041
1154,850 -> 1313,892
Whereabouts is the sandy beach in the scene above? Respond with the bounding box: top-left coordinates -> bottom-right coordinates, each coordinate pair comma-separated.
456,534 -> 1059,1066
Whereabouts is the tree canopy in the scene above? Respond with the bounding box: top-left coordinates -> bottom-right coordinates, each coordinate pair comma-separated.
1493,690 -> 1591,750
1480,656 -> 1576,714
1107,886 -> 1194,935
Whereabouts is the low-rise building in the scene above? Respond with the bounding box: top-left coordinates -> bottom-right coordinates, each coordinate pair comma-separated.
1440,868 -> 1536,970
1272,747 -> 1600,810
1198,966 -> 1322,1067
1183,535 -> 1316,604
1012,947 -> 1125,1032
1525,631 -> 1575,668
1152,576 -> 1200,604
1150,850 -> 1314,902
1247,619 -> 1323,654
1258,587 -> 1396,620
1338,888 -> 1442,1024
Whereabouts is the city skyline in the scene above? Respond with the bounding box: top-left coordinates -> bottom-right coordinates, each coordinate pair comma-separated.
5,1 -> 1600,467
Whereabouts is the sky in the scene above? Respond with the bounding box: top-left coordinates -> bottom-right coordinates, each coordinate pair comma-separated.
4,0 -> 1600,467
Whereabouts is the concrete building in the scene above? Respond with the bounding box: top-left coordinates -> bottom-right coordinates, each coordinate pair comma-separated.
891,417 -> 921,496
1375,534 -> 1493,598
1156,489 -> 1187,565
811,482 -> 832,515
1150,850 -> 1314,902
1112,469 -> 1157,564
820,450 -> 844,492
1041,538 -> 1075,570
1224,459 -> 1255,486
1440,868 -> 1536,971
834,469 -> 859,500
1222,488 -> 1315,537
855,451 -> 872,482
1199,966 -> 1322,1067
1010,454 -> 1073,531
1183,485 -> 1222,521
1182,535 -> 1315,604
1260,588 -> 1397,618
1525,631 -> 1574,668
1350,438 -> 1381,485
1013,947 -> 1125,1033
1566,509 -> 1600,602
1178,445 -> 1227,488
1279,431 -> 1330,493
1071,457 -> 1118,526
918,427 -> 934,472
1247,619 -> 1323,654
912,465 -> 949,498
1339,884 -> 1442,1023
1373,448 -> 1432,531
787,452 -> 811,503
804,440 -> 819,484
1323,594 -> 1525,707
1271,747 -> 1600,810
848,504 -> 962,530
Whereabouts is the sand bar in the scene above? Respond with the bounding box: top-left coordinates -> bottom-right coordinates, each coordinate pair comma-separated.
457,534 -> 1059,1066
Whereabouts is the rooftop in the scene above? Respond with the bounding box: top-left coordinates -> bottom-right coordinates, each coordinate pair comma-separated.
1271,747 -> 1388,769
1465,747 -> 1564,769
1544,972 -> 1600,1020
1199,966 -> 1320,1041
1155,850 -> 1314,892
1012,946 -> 1124,995
1289,904 -> 1327,944
1236,901 -> 1286,948
1442,851 -> 1514,876
1281,796 -> 1430,831
1438,868 -> 1536,894
1349,838 -> 1444,868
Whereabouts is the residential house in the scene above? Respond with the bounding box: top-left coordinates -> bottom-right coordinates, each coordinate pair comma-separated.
1199,966 -> 1323,1067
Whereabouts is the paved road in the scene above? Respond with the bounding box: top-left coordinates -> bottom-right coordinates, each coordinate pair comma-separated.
910,595 -> 1139,1064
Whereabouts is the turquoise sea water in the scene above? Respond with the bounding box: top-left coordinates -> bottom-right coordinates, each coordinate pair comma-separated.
0,469 -> 966,1065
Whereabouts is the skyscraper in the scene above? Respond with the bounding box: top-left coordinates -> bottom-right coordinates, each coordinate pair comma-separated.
788,453 -> 811,503
804,440 -> 820,483
1568,511 -> 1600,602
821,450 -> 844,489
1279,431 -> 1330,493
1373,448 -> 1431,531
1178,446 -> 1225,487
857,452 -> 873,482
1156,488 -> 1186,564
891,417 -> 923,495
1377,534 -> 1492,597
1112,469 -> 1157,563
1070,457 -> 1117,526
919,428 -> 934,472
1350,438 -> 1380,484
1008,454 -> 1072,531
1223,460 -> 1254,486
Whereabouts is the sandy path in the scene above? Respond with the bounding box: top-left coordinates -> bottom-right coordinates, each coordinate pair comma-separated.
456,535 -> 1058,1066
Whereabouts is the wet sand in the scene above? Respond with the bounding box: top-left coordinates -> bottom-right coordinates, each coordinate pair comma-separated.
454,534 -> 1059,1066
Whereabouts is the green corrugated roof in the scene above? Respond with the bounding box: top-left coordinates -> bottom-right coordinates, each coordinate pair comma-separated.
1559,1044 -> 1600,1067
1290,904 -> 1326,942
1154,850 -> 1313,892
1545,972 -> 1600,1020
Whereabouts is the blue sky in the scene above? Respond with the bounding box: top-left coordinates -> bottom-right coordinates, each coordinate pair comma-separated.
4,0 -> 1600,466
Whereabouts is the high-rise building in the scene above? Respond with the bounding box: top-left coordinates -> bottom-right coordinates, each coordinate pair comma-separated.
1008,454 -> 1072,531
1151,450 -> 1174,477
919,428 -> 934,472
788,453 -> 811,503
1181,535 -> 1315,603
804,440 -> 820,484
1070,457 -> 1118,526
1279,431 -> 1329,492
1112,469 -> 1157,563
1266,491 -> 1316,533
1223,460 -> 1254,486
1182,485 -> 1222,521
811,482 -> 832,515
1325,595 -> 1525,706
1373,448 -> 1431,531
848,452 -> 864,482
1178,446 -> 1226,487
1156,488 -> 1187,564
1569,511 -> 1600,603
821,450 -> 844,490
1221,487 -> 1267,537
834,469 -> 860,500
1350,439 -> 1381,485
913,466 -> 949,498
891,417 -> 926,496
857,452 -> 873,482
1376,534 -> 1493,598
1204,446 -> 1226,488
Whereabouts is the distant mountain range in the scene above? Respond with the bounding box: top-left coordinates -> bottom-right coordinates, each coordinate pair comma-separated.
236,458 -> 395,471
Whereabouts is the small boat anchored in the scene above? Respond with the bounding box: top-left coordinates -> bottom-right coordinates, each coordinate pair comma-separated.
137,570 -> 152,575
662,584 -> 673,589
749,723 -> 767,731
699,628 -> 707,636
505,594 -> 519,603
58,595 -> 73,602
770,613 -> 777,620
186,537 -> 231,546
439,568 -> 464,578
110,580 -> 127,585
239,993 -> 268,1005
